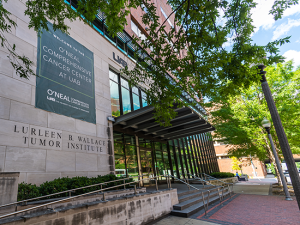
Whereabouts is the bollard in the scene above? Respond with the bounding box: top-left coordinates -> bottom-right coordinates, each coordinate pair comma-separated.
134,185 -> 137,195
155,177 -> 158,191
124,180 -> 126,189
103,192 -> 106,201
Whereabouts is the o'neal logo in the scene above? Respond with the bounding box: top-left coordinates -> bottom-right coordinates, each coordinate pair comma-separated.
47,89 -> 70,102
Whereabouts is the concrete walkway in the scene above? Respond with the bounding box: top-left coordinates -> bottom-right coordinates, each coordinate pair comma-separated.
152,178 -> 300,225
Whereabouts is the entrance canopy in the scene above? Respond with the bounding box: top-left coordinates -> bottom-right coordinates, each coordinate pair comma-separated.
113,105 -> 215,142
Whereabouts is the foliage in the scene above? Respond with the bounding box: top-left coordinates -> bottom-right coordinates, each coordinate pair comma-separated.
18,174 -> 134,201
18,182 -> 40,201
208,62 -> 300,161
231,156 -> 241,171
267,163 -> 276,176
210,172 -> 234,178
1,0 -> 298,124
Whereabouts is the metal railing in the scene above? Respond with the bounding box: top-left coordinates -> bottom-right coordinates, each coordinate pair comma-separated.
200,173 -> 234,199
168,174 -> 228,216
0,176 -> 135,211
0,175 -> 167,220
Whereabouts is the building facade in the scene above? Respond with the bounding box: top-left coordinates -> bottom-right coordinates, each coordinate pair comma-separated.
0,0 -> 219,185
214,142 -> 267,178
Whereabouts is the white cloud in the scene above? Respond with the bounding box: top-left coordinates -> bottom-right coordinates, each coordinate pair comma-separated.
251,0 -> 300,34
272,18 -> 300,40
251,0 -> 276,33
283,4 -> 300,17
283,50 -> 300,68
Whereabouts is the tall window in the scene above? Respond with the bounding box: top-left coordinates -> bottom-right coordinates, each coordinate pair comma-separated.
121,78 -> 131,114
160,7 -> 173,28
109,70 -> 120,117
109,69 -> 148,117
132,86 -> 141,110
141,90 -> 147,107
131,20 -> 146,41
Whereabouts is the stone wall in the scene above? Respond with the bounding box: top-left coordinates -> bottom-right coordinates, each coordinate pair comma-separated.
0,189 -> 179,225
0,0 -> 137,184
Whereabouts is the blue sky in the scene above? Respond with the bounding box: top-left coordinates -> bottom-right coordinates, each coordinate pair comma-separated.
250,0 -> 300,68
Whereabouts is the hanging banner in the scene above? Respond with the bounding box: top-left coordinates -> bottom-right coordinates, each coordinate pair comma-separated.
36,22 -> 95,123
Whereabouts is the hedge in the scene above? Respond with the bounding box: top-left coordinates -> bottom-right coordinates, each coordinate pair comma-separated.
18,174 -> 133,201
209,172 -> 235,178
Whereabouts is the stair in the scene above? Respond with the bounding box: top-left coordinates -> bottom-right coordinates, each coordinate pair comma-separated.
171,186 -> 231,217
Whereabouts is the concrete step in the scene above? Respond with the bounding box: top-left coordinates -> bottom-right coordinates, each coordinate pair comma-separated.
174,188 -> 224,210
177,187 -> 221,203
171,191 -> 231,218
177,189 -> 198,198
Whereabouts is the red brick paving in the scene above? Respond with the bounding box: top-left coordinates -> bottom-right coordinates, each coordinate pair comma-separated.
197,194 -> 300,225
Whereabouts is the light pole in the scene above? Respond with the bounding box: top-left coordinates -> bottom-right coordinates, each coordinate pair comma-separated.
262,118 -> 293,201
259,65 -> 300,208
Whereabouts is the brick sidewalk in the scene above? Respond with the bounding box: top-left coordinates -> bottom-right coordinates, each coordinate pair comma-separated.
194,194 -> 300,225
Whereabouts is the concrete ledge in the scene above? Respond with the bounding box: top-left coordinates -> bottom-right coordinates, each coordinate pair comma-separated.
208,177 -> 238,186
0,173 -> 20,178
0,188 -> 178,225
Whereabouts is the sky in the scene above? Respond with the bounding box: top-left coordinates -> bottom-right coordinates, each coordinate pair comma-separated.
251,0 -> 300,68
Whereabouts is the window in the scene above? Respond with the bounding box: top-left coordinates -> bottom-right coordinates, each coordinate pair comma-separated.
160,7 -> 173,28
109,70 -> 120,117
109,70 -> 148,116
141,90 -> 147,107
132,86 -> 141,110
141,3 -> 148,13
131,20 -> 146,41
121,78 -> 131,114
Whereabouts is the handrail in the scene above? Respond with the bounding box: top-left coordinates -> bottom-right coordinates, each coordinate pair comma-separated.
168,174 -> 200,191
186,173 -> 214,188
0,175 -> 166,220
0,176 -> 136,210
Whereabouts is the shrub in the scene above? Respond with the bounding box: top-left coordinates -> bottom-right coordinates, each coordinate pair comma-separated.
209,172 -> 235,178
18,174 -> 134,201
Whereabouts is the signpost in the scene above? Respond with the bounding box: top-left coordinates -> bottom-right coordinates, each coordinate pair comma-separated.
36,23 -> 96,123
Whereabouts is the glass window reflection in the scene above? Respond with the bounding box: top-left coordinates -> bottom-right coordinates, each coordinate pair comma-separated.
122,87 -> 131,114
110,80 -> 120,117
133,93 -> 140,110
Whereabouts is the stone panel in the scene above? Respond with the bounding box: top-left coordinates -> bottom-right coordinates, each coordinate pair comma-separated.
5,147 -> 46,172
0,146 -> 5,172
10,101 -> 47,127
75,119 -> 97,136
87,171 -> 107,178
0,119 -> 29,148
46,150 -> 75,172
76,153 -> 98,172
27,173 -> 61,185
18,172 -> 27,183
62,132 -> 107,154
0,74 -> 32,104
96,110 -> 109,126
3,0 -> 30,24
0,51 -> 14,77
48,112 -> 75,132
29,125 -> 62,150
61,172 -> 88,178
16,17 -> 37,47
97,154 -> 110,172
95,80 -> 104,96
13,67 -> 36,86
0,97 -> 10,119
96,124 -> 109,139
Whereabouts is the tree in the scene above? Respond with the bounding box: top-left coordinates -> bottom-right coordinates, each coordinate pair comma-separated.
208,61 -> 300,184
1,0 -> 298,124
231,156 -> 241,172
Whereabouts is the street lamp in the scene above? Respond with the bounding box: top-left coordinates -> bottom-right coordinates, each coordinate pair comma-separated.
259,65 -> 300,208
262,118 -> 292,201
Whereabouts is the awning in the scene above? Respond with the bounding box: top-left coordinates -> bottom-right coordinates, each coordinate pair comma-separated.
113,105 -> 215,142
